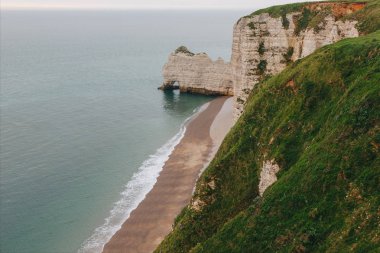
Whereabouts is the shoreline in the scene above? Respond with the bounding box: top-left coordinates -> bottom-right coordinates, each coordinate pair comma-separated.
102,96 -> 233,253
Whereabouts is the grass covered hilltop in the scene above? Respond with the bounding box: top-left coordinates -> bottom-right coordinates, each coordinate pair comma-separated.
155,1 -> 380,252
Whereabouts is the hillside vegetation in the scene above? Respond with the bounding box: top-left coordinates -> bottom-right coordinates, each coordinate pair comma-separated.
247,0 -> 380,34
155,27 -> 380,253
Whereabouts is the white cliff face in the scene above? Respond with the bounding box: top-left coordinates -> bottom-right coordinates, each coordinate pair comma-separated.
258,160 -> 280,196
299,17 -> 359,58
231,13 -> 359,118
161,52 -> 233,95
161,3 -> 362,118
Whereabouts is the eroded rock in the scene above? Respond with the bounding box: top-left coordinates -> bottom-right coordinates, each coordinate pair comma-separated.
231,10 -> 359,117
258,160 -> 280,196
191,197 -> 206,212
160,47 -> 233,96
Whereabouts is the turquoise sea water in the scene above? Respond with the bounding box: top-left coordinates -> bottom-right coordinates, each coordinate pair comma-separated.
0,10 -> 247,253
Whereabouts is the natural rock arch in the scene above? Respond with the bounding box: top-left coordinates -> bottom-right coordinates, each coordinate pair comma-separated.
159,48 -> 234,96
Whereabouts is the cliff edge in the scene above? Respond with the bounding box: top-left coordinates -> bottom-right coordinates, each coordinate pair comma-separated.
231,1 -> 364,117
160,1 -> 374,118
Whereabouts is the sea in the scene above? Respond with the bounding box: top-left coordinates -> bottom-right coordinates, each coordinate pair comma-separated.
0,9 -> 248,253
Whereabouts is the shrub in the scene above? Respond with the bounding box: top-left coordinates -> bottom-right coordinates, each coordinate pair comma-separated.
282,13 -> 290,29
258,42 -> 266,56
247,22 -> 256,30
294,8 -> 313,35
282,47 -> 294,64
257,60 -> 268,75
175,46 -> 194,56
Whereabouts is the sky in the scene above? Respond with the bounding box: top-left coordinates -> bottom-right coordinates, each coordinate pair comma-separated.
1,0 -> 319,10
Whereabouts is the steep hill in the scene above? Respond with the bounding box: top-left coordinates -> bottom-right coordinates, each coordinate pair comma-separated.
155,28 -> 380,253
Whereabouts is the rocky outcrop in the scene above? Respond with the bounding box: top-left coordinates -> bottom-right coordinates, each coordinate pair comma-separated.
160,2 -> 365,118
258,160 -> 280,196
160,46 -> 233,96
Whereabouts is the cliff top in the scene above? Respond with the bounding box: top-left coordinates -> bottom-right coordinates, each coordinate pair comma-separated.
250,1 -> 366,17
243,0 -> 380,34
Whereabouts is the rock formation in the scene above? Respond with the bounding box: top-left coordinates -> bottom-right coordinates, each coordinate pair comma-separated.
160,46 -> 233,96
231,3 -> 362,117
258,160 -> 280,196
160,2 -> 366,118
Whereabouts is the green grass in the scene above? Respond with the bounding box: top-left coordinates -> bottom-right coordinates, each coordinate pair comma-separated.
247,2 -> 307,18
346,0 -> 380,34
294,7 -> 313,35
155,31 -> 380,253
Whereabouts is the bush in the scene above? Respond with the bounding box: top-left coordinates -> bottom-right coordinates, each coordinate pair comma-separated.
258,42 -> 266,56
282,47 -> 294,64
247,22 -> 256,30
175,46 -> 195,56
281,13 -> 290,29
294,8 -> 313,35
257,60 -> 268,75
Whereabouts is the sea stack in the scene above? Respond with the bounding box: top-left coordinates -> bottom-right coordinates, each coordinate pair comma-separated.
159,46 -> 234,96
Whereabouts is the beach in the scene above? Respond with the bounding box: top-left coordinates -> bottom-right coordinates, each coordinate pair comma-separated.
103,96 -> 233,253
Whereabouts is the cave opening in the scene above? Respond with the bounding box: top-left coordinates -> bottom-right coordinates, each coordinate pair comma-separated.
172,81 -> 180,89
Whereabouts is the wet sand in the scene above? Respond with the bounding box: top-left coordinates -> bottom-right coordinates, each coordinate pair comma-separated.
103,96 -> 233,253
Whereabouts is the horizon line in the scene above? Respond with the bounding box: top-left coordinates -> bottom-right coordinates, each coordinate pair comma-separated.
0,5 -> 256,11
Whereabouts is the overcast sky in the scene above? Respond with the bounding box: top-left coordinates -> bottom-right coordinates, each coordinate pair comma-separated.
2,0 -> 319,10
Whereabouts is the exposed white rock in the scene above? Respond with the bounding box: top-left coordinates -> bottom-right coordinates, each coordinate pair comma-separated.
191,197 -> 206,212
231,13 -> 359,118
258,160 -> 280,196
160,50 -> 233,96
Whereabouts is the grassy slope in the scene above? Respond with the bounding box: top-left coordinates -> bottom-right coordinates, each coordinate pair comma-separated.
347,0 -> 380,34
155,30 -> 380,252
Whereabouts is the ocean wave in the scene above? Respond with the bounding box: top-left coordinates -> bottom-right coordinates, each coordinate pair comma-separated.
78,122 -> 188,253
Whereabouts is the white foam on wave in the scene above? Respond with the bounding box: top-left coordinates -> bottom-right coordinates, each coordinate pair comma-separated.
78,102 -> 211,253
78,121 -> 189,253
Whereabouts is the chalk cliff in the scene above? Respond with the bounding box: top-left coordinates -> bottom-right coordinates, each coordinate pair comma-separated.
161,2 -> 366,118
231,2 -> 363,117
160,46 -> 233,95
